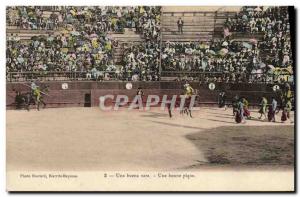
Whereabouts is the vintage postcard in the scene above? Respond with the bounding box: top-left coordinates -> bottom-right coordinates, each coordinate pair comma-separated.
6,5 -> 295,192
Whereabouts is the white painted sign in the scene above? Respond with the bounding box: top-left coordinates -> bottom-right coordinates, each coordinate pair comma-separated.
126,83 -> 133,90
62,83 -> 68,90
208,83 -> 216,90
273,85 -> 280,92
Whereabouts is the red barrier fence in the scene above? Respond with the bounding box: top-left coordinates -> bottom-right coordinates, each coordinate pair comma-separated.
7,81 -> 291,109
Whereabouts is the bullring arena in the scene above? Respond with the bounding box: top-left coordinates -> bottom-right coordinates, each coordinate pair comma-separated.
6,5 -> 295,191
6,81 -> 295,171
6,106 -> 294,171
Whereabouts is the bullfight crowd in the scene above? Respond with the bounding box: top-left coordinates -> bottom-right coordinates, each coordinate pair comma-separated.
162,6 -> 292,84
6,6 -> 293,84
6,6 -> 161,81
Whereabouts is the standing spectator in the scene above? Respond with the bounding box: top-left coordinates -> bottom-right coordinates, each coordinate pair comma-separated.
177,17 -> 184,34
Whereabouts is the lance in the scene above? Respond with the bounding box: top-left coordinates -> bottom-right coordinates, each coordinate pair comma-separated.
21,83 -> 50,96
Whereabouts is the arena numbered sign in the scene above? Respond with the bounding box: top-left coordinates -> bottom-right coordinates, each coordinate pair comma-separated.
62,83 -> 68,90
273,85 -> 280,92
208,83 -> 216,90
125,82 -> 133,90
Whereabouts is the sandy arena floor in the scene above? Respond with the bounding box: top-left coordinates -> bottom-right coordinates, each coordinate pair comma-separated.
6,107 -> 294,171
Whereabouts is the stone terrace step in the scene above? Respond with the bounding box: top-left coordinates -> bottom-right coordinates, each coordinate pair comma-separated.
108,31 -> 143,42
162,23 -> 215,28
161,10 -> 239,40
6,28 -> 54,34
162,23 -> 215,27
160,76 -> 178,81
162,31 -> 215,35
108,29 -> 144,63
162,12 -> 216,17
162,17 -> 216,21
162,20 -> 215,25
162,37 -> 213,42
163,33 -> 212,38
162,27 -> 215,32
161,6 -> 241,13
231,32 -> 264,41
42,10 -> 60,18
7,26 -> 18,29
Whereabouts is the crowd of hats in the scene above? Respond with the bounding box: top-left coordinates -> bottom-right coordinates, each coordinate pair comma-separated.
6,6 -> 292,83
6,6 -> 161,81
161,6 -> 292,84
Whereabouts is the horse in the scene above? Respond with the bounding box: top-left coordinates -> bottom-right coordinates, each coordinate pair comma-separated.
14,91 -> 35,111
14,85 -> 48,111
167,90 -> 199,118
179,96 -> 193,117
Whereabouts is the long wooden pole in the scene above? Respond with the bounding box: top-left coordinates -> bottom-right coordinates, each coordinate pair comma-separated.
21,83 -> 50,96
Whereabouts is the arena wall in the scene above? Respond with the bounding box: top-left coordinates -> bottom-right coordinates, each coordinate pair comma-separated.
6,81 -> 281,109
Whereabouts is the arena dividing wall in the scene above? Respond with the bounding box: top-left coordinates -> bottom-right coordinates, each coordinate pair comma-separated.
6,81 -> 279,109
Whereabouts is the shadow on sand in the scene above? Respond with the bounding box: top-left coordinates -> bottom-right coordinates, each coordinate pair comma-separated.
184,125 -> 294,170
150,120 -> 203,130
205,118 -> 235,124
140,111 -> 169,118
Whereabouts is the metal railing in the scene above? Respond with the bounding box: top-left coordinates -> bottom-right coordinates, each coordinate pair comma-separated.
161,71 -> 294,84
6,71 -> 118,82
6,71 -> 294,84
6,71 -> 160,82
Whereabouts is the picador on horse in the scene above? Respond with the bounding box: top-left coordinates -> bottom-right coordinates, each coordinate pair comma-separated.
167,83 -> 197,118
14,81 -> 48,111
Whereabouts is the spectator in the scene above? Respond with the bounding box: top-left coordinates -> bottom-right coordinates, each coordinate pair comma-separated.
177,17 -> 184,34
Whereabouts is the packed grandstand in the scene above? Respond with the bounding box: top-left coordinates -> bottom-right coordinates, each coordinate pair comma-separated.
6,6 -> 294,84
